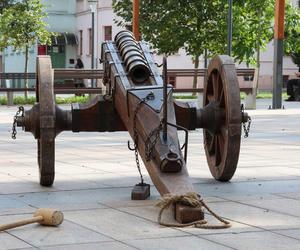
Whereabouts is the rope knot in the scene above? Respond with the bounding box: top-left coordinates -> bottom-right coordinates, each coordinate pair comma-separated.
156,192 -> 231,229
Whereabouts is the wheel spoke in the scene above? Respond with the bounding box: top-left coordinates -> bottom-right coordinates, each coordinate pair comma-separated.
219,88 -> 225,107
208,134 -> 215,154
220,125 -> 227,139
212,72 -> 219,100
215,134 -> 224,166
214,136 -> 219,165
207,94 -> 214,102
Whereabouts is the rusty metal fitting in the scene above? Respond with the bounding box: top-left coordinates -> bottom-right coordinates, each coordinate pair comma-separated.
160,151 -> 182,173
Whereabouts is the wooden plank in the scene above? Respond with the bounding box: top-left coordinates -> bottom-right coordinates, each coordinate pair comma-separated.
0,88 -> 102,94
0,87 -> 253,94
0,68 -> 255,80
54,69 -> 103,79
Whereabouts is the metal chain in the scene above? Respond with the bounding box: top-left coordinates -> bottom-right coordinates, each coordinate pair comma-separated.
241,104 -> 251,138
132,99 -> 146,184
11,106 -> 24,140
243,116 -> 251,138
145,122 -> 163,161
130,92 -> 156,184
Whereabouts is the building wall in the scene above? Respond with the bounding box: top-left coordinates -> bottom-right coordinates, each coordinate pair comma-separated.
76,0 -> 299,90
0,54 -> 2,72
4,46 -> 37,74
2,0 -> 299,90
3,0 -> 77,73
44,0 -> 76,33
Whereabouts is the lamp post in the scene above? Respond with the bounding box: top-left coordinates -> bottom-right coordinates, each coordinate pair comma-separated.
133,0 -> 140,40
272,0 -> 285,109
88,0 -> 97,87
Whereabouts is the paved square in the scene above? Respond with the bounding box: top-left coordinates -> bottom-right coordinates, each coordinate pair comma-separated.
0,99 -> 300,249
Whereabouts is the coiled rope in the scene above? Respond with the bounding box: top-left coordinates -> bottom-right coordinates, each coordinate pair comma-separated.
156,192 -> 231,229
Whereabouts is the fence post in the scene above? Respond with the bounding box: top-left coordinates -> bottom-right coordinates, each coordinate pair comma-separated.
5,80 -> 13,106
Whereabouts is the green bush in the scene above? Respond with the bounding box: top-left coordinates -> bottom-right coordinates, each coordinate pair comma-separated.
0,95 -> 90,105
0,91 -> 289,105
174,91 -> 288,100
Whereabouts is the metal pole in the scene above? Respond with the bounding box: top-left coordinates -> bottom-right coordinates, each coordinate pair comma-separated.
91,11 -> 95,87
133,0 -> 140,40
163,57 -> 168,142
227,0 -> 233,56
204,49 -> 208,69
272,0 -> 285,109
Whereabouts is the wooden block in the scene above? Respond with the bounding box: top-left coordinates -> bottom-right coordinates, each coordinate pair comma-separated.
175,203 -> 204,223
131,183 -> 150,200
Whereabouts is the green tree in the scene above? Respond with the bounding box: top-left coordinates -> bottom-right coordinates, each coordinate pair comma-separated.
0,0 -> 15,13
0,0 -> 52,98
113,0 -> 300,89
284,2 -> 300,66
113,0 -> 227,91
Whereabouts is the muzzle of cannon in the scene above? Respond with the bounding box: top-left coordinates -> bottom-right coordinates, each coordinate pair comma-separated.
13,30 -> 250,224
115,30 -> 150,84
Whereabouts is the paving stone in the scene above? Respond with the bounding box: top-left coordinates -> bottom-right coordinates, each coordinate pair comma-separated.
0,176 -> 55,195
238,197 -> 300,217
39,241 -> 136,250
120,204 -> 259,235
10,189 -> 107,211
199,201 -> 300,230
273,228 -> 300,240
0,195 -> 35,215
126,235 -> 234,250
0,232 -> 32,250
201,231 -> 300,250
2,215 -> 112,247
192,179 -> 300,199
275,192 -> 300,200
65,208 -> 188,240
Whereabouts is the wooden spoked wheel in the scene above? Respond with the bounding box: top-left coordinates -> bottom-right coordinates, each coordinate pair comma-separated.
36,56 -> 56,186
203,55 -> 241,181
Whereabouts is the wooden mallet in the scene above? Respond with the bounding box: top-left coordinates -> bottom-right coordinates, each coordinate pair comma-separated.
0,208 -> 64,232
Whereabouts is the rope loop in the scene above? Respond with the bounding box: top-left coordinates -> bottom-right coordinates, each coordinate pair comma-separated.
156,192 -> 231,229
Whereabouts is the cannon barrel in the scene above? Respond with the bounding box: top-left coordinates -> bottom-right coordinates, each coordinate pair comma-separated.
115,30 -> 150,84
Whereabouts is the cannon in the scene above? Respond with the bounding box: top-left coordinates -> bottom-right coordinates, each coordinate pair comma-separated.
13,30 -> 250,224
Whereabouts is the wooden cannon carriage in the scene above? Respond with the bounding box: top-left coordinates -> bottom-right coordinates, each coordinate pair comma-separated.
13,30 -> 250,224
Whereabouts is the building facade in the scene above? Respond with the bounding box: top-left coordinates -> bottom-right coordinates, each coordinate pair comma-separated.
1,0 -> 299,90
2,0 -> 78,77
76,0 -> 299,90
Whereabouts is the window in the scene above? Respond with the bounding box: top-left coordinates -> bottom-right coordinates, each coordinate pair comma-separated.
88,28 -> 92,55
79,30 -> 83,55
104,26 -> 112,41
168,76 -> 176,87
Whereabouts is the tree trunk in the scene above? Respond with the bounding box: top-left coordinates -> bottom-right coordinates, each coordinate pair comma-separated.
255,44 -> 260,95
255,12 -> 262,96
24,45 -> 29,99
192,55 -> 200,96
